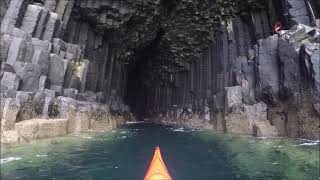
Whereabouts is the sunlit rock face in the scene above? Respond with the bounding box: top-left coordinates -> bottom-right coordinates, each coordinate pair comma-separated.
0,0 -> 319,141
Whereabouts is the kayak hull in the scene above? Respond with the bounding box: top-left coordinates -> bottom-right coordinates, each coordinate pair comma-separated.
144,146 -> 172,180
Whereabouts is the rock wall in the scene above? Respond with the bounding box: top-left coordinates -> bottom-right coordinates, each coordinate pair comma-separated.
1,96 -> 127,144
149,2 -> 320,139
0,0 -> 10,23
0,0 -> 131,144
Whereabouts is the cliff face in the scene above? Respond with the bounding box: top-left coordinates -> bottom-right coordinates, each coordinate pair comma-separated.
0,0 -> 131,144
149,1 -> 320,139
0,0 -> 319,142
155,25 -> 319,139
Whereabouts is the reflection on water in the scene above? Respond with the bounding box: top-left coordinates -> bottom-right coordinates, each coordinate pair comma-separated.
1,124 -> 319,180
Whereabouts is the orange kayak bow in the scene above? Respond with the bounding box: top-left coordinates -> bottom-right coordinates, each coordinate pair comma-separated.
144,146 -> 172,180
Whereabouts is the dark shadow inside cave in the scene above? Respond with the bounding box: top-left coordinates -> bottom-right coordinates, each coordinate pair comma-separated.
125,28 -> 165,119
160,0 -> 179,15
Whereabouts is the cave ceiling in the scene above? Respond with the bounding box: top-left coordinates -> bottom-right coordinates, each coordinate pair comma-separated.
71,0 -> 266,74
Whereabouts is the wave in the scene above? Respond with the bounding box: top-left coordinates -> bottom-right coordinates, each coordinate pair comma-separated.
293,139 -> 320,146
293,142 -> 319,146
173,127 -> 185,132
0,157 -> 22,164
169,127 -> 201,132
126,121 -> 149,124
297,138 -> 320,142
36,154 -> 48,157
82,136 -> 93,139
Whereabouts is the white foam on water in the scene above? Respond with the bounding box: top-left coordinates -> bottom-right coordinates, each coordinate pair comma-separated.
36,155 -> 48,157
173,127 -> 185,132
293,142 -> 319,146
82,136 -> 93,139
294,139 -> 320,146
120,131 -> 128,134
126,121 -> 148,124
297,138 -> 320,142
169,127 -> 201,132
0,157 -> 22,164
273,145 -> 284,148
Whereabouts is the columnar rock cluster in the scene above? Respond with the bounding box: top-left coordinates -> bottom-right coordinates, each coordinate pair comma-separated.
70,0 -> 268,71
150,1 -> 320,139
0,0 -> 131,144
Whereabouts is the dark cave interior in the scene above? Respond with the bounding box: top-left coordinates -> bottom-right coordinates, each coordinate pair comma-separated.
125,28 -> 166,118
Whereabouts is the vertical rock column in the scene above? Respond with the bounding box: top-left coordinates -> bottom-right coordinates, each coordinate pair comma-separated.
0,0 -> 29,34
20,4 -> 43,35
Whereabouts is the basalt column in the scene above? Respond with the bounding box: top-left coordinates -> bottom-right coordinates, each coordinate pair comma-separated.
0,0 -> 131,144
149,1 -> 320,139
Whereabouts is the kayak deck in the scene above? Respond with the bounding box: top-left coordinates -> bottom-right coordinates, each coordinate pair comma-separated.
144,146 -> 172,180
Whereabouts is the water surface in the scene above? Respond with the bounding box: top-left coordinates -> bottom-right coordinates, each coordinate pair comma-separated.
1,124 -> 319,180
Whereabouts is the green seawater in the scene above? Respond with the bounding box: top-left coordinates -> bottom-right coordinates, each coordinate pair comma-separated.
1,124 -> 319,180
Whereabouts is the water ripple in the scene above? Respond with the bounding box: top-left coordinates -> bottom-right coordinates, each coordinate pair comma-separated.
0,157 -> 22,164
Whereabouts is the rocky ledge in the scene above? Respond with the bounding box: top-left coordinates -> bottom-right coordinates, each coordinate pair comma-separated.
0,94 -> 132,145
